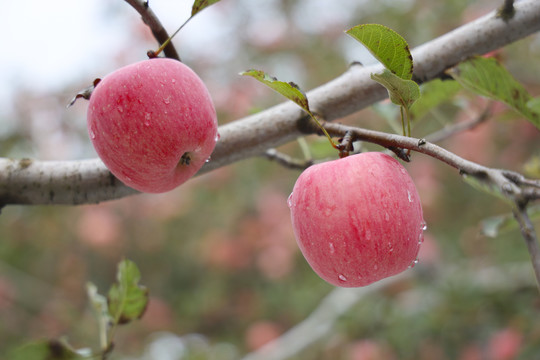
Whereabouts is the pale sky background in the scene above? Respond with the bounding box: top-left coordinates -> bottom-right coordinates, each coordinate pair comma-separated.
0,1 -> 218,111
0,0 -> 388,116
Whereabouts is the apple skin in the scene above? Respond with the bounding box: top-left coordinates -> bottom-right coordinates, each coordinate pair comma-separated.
288,152 -> 425,287
87,58 -> 218,193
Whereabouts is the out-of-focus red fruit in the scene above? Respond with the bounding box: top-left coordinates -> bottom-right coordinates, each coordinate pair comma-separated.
87,58 -> 218,193
488,328 -> 523,360
288,152 -> 425,287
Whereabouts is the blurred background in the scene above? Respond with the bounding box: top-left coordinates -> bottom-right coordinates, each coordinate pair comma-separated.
1,0 -> 540,359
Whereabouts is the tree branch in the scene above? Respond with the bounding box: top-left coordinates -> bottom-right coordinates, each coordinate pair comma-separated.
1,0 -> 540,205
424,103 -> 493,144
513,204 -> 540,291
124,0 -> 180,60
320,122 -> 540,203
241,262 -> 536,360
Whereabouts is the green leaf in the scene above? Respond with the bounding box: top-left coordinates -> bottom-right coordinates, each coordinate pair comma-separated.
410,79 -> 462,120
240,69 -> 311,115
524,155 -> 540,178
481,205 -> 540,238
461,173 -> 512,204
447,56 -> 540,130
527,97 -> 540,114
191,0 -> 221,17
10,341 -> 85,360
346,24 -> 413,80
108,260 -> 149,325
371,69 -> 420,109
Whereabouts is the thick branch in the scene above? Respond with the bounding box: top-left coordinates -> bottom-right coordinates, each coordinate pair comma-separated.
1,0 -> 540,205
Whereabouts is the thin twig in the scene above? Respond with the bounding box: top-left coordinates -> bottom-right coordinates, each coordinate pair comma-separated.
263,149 -> 313,170
319,122 -> 540,203
425,103 -> 493,143
513,204 -> 540,291
241,274 -> 410,360
124,0 -> 180,60
241,262 -> 536,360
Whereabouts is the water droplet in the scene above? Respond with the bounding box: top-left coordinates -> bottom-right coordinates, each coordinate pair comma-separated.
89,130 -> 96,140
421,220 -> 428,231
205,156 -> 212,163
214,132 -> 221,142
163,96 -> 171,105
373,264 -> 378,271
287,193 -> 294,208
408,258 -> 419,269
418,233 -> 424,245
329,242 -> 335,254
338,274 -> 347,282
407,190 -> 413,203
171,79 -> 177,84
384,212 -> 390,221
365,229 -> 371,240
144,113 -> 151,127
117,105 -> 124,113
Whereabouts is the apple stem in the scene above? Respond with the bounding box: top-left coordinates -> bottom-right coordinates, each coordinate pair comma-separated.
150,17 -> 193,58
337,131 -> 355,158
307,113 -> 341,152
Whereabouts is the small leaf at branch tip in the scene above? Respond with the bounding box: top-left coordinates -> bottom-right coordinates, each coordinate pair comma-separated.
191,0 -> 222,17
107,259 -> 149,325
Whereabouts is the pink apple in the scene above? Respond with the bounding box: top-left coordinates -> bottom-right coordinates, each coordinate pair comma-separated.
288,152 -> 425,287
87,58 -> 218,193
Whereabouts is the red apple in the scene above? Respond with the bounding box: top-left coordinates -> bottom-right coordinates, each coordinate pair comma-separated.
87,58 -> 218,193
288,152 -> 425,287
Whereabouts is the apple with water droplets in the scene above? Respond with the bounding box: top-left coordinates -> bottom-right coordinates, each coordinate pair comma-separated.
288,152 -> 425,287
87,58 -> 218,193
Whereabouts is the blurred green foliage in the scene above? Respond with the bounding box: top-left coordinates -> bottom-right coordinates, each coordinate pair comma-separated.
1,0 -> 540,359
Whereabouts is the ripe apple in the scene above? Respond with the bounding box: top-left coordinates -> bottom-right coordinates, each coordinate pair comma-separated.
87,58 -> 218,193
288,152 -> 425,287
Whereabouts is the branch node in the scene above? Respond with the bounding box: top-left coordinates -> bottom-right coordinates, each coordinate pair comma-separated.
264,149 -> 313,170
498,0 -> 516,21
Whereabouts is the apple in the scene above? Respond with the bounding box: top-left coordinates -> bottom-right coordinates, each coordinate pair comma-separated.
87,58 -> 218,193
288,152 -> 425,287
